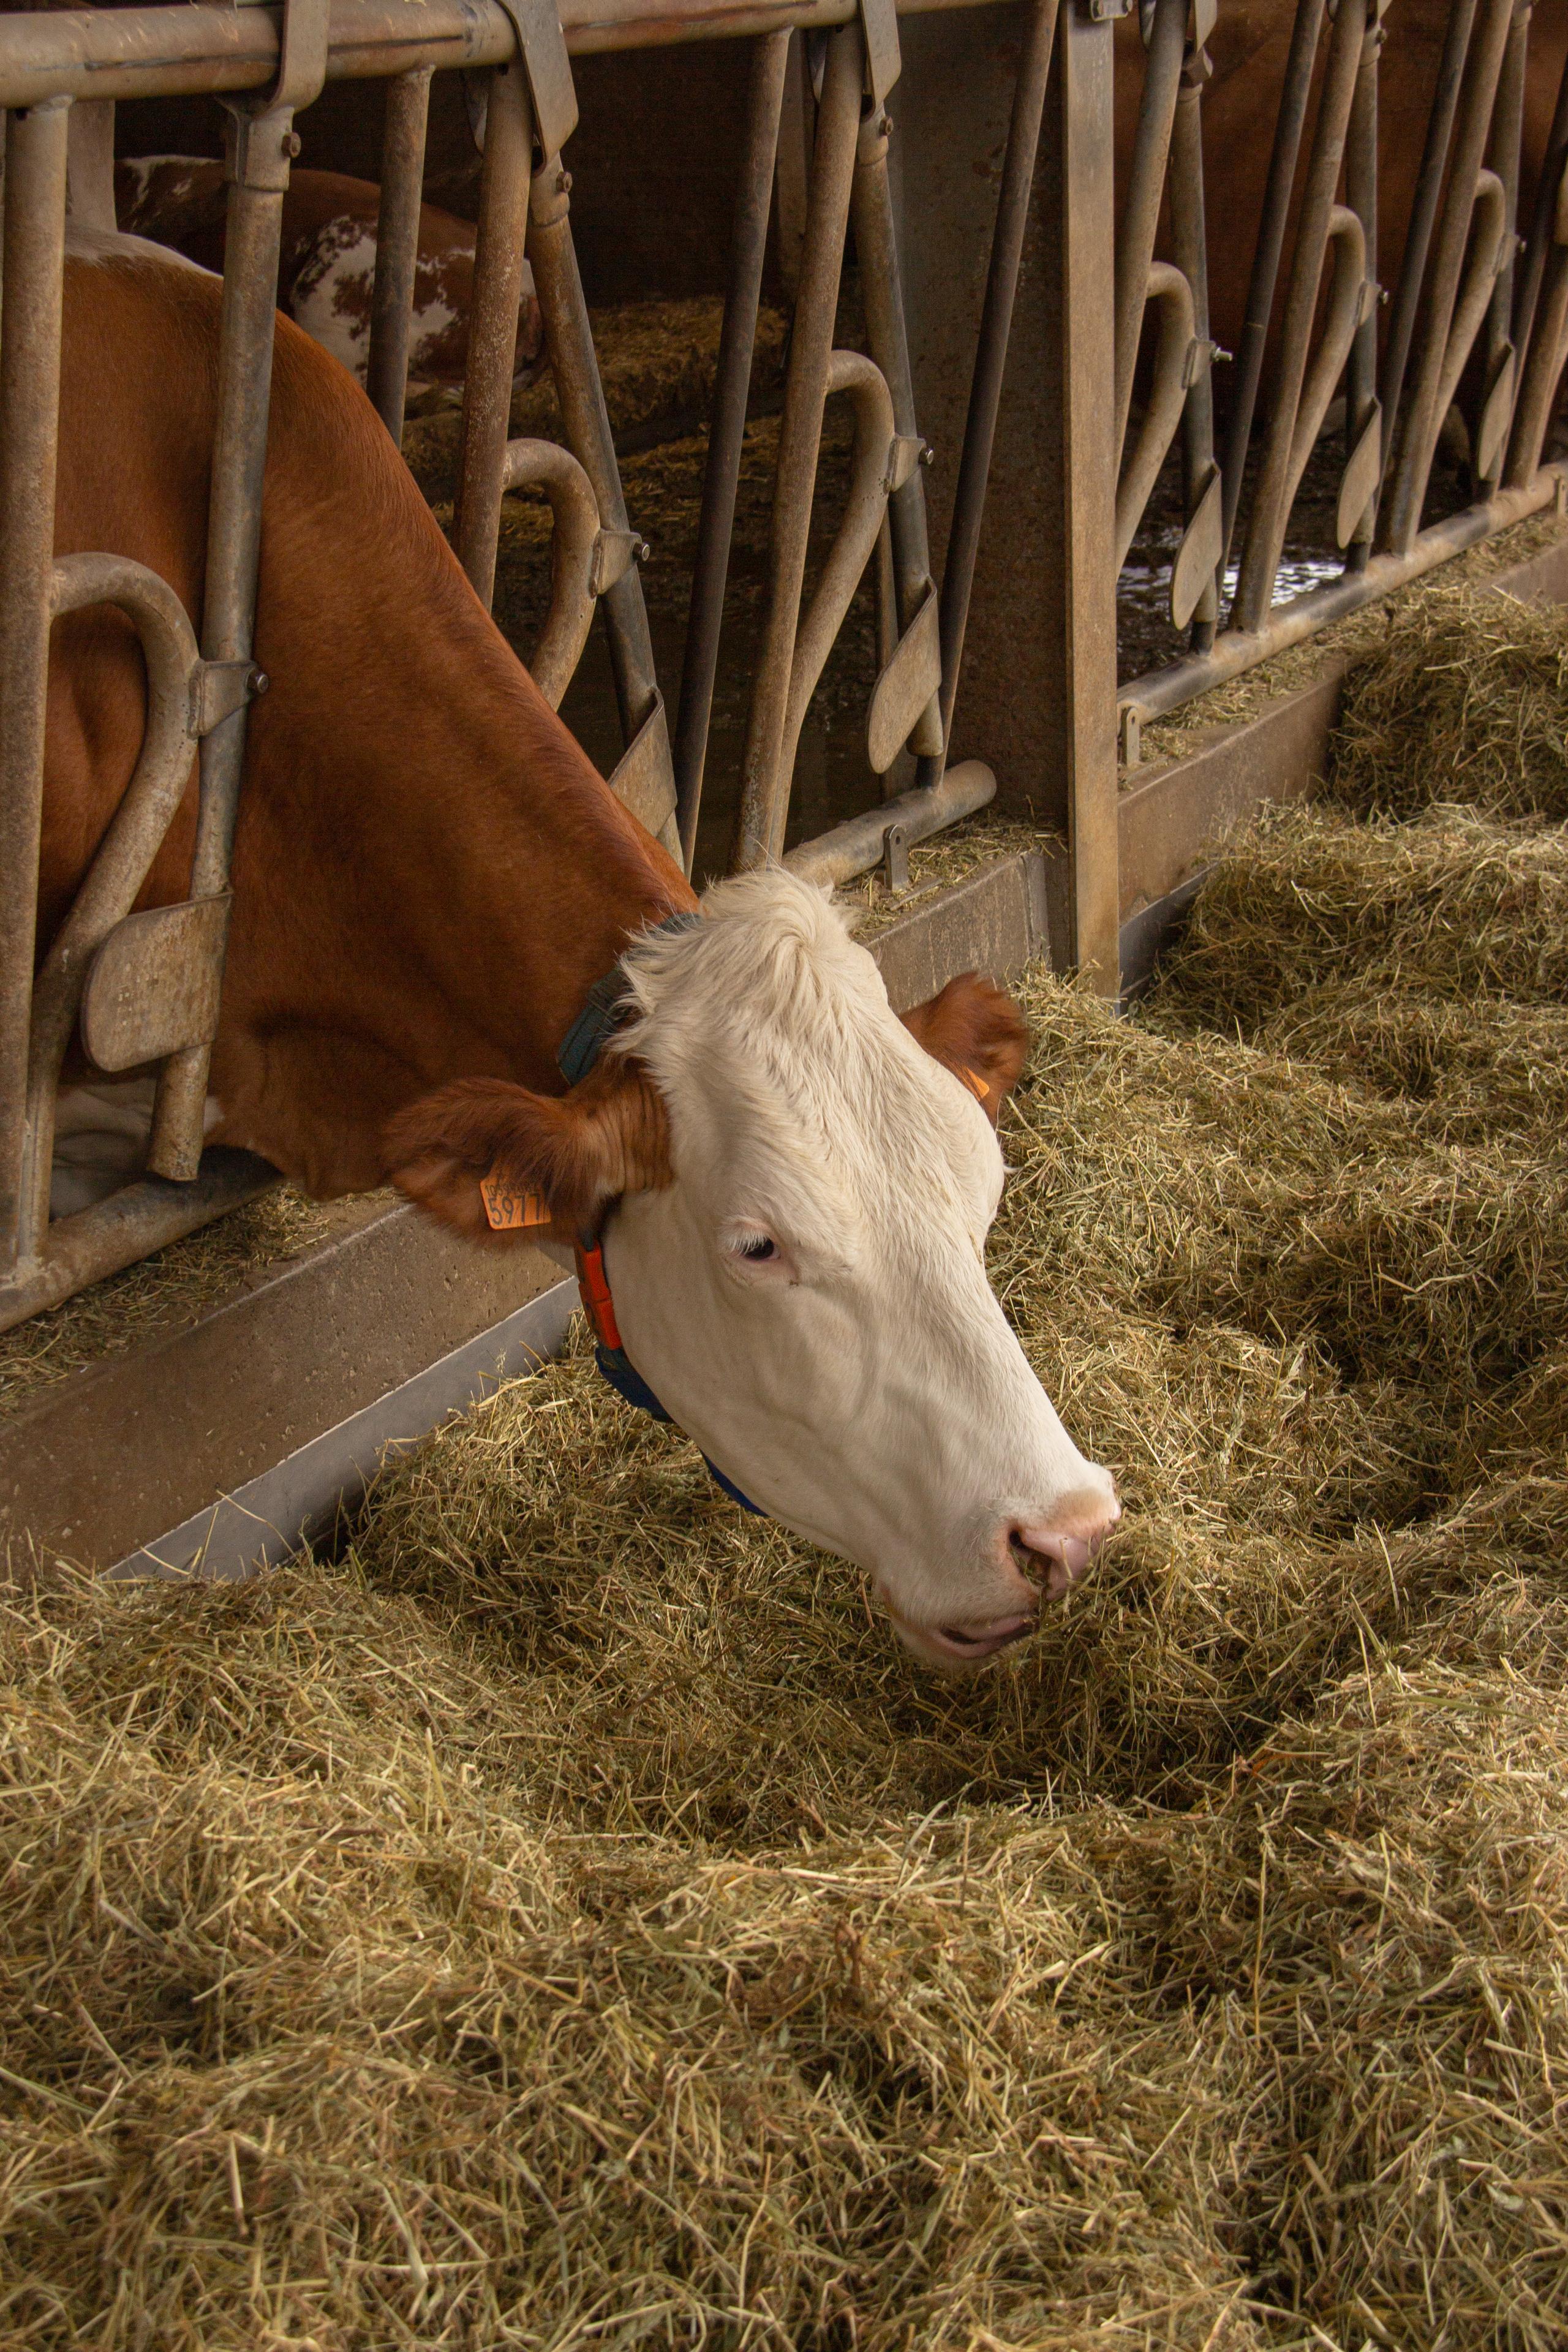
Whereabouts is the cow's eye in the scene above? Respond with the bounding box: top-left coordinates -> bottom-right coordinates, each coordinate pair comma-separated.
739,1235 -> 777,1261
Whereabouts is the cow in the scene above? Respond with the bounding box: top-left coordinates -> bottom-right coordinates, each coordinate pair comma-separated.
113,156 -> 543,395
41,226 -> 1120,1668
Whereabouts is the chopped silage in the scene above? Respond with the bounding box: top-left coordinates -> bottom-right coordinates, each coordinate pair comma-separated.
6,579 -> 1568,2348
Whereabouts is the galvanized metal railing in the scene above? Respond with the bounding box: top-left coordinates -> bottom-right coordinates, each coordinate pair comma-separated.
1113,0 -> 1568,756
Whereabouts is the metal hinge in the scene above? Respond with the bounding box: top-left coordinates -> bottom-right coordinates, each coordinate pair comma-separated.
590,527 -> 647,597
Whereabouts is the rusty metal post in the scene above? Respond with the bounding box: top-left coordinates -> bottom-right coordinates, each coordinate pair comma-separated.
1233,0 -> 1369,630
529,153 -> 680,853
453,56 -> 535,605
1382,0 -> 1514,552
366,64 -> 433,447
1057,0 -> 1118,991
0,96 -> 70,1270
674,29 -> 790,873
1509,18 -> 1568,372
732,21 -> 864,872
913,0 -> 1060,801
1167,34 -> 1221,646
1473,0 -> 1531,494
1506,217 -> 1568,485
1114,0 -> 1186,470
151,0 -> 328,1180
1341,0 -> 1381,572
850,87 -> 942,769
1218,0 -> 1327,573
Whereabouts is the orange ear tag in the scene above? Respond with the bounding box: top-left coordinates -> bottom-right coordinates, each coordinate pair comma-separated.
480,1169 -> 551,1232
958,1065 -> 990,1102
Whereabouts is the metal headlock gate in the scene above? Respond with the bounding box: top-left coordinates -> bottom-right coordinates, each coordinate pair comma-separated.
0,0 -> 1566,1343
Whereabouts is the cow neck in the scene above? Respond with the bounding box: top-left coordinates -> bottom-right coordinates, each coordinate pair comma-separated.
556,921 -> 766,1520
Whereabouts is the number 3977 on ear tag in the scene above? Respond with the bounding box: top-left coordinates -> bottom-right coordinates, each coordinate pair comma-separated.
480,1169 -> 551,1232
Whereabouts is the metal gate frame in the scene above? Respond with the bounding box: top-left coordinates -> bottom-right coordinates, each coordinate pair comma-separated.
2,0 -> 1567,1341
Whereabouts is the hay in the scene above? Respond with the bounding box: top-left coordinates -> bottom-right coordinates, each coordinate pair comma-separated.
7,607 -> 1568,2345
1333,576 -> 1568,820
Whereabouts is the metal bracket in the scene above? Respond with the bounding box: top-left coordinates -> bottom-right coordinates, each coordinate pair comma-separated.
1085,0 -> 1136,21
189,658 -> 267,738
494,0 -> 579,165
1118,703 -> 1144,767
589,526 -> 646,598
858,0 -> 902,114
881,818 -> 913,893
884,434 -> 925,495
225,0 -> 328,190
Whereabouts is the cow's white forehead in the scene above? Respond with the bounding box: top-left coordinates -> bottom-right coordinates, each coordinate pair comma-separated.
616,872 -> 1000,1229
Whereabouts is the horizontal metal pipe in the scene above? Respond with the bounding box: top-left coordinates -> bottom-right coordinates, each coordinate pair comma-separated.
0,1151 -> 278,1337
785,760 -> 997,888
1119,465 -> 1563,725
0,0 -> 1000,109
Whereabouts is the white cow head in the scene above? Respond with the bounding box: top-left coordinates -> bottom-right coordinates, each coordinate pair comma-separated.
388,872 -> 1119,1666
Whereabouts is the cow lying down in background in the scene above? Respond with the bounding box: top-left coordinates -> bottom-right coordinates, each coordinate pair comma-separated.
115,156 -> 543,395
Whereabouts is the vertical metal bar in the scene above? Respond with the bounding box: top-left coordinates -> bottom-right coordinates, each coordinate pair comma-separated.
850,95 -> 941,760
1234,0 -> 1368,631
913,0 -> 1060,797
529,154 -> 674,833
673,29 -> 789,874
1217,0 -> 1327,572
1509,19 -> 1568,368
1167,50 -> 1219,642
151,88 -> 318,1178
453,59 -> 534,608
1469,0 -> 1530,494
732,22 -> 863,873
1382,0 -> 1515,552
1058,2 -> 1118,994
1341,0 -> 1380,573
0,97 -> 70,1268
1506,241 -> 1568,483
1113,0 -> 1187,469
366,64 -> 432,448
1375,0 -> 1478,499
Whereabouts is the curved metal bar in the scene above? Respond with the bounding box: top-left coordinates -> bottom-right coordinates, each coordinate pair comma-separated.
1388,168 -> 1507,535
20,554 -> 202,1257
1232,208 -> 1368,616
775,349 -> 897,809
1216,0 -> 1327,573
501,436 -> 601,709
1284,208 -> 1371,501
733,19 -> 864,872
1382,0 -> 1515,552
1114,260 -> 1194,574
1433,170 -> 1509,430
1506,208 -> 1568,485
1113,0 -> 1187,468
1232,0 -> 1368,632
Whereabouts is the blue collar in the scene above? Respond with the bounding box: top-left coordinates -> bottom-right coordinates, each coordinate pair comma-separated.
562,915 -> 766,1518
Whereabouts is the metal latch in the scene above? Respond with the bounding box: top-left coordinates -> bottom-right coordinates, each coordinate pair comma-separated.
189,658 -> 268,738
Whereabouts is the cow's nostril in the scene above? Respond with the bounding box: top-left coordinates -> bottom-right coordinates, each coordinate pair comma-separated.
1009,1501 -> 1118,1600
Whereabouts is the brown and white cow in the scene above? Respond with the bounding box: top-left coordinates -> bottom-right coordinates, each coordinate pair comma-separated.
114,157 -> 543,393
43,227 -> 1119,1667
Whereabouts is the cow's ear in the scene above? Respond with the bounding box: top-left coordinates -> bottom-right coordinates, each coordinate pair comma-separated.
901,972 -> 1030,1127
383,1054 -> 671,1243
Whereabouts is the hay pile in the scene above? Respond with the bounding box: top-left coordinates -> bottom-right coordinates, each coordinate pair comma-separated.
6,579 -> 1568,2346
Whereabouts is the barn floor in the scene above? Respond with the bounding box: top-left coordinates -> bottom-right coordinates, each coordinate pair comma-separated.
5,580 -> 1568,2348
